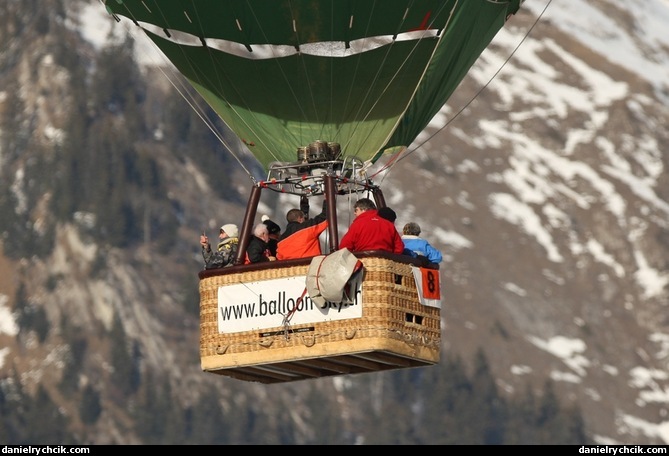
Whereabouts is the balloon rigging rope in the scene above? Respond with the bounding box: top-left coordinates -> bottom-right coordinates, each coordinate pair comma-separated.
392,0 -> 553,168
161,67 -> 258,182
224,1 -> 301,165
344,0 -> 455,165
98,0 -> 259,183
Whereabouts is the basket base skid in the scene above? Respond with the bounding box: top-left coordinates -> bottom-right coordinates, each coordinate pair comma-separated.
201,336 -> 439,384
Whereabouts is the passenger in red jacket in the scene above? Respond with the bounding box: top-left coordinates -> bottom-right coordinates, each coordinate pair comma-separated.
339,198 -> 404,254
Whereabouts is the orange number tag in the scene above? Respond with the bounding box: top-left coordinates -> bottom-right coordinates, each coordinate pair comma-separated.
421,268 -> 441,300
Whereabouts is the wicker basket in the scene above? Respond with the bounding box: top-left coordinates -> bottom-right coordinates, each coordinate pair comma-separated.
199,254 -> 441,383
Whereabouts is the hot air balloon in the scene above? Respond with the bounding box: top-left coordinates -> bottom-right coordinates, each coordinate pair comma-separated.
103,0 -> 523,383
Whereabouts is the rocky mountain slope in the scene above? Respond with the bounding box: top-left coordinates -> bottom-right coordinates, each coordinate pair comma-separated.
1,0 -> 669,444
397,0 -> 669,443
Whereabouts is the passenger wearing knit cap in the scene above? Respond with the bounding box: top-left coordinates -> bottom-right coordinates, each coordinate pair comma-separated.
220,224 -> 239,238
401,222 -> 442,264
199,223 -> 239,269
377,207 -> 397,223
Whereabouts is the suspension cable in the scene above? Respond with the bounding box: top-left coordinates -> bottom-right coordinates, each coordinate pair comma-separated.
97,0 -> 258,182
389,0 -> 552,169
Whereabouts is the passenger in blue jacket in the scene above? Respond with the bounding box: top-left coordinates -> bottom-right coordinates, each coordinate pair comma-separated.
401,222 -> 443,264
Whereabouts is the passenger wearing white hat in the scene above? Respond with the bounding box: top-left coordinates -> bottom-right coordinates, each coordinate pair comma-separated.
220,223 -> 239,238
200,223 -> 239,269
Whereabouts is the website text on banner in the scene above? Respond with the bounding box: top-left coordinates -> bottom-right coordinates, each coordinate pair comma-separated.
217,275 -> 362,333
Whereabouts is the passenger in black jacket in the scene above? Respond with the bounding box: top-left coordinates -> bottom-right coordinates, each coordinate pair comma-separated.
279,197 -> 327,241
245,223 -> 276,263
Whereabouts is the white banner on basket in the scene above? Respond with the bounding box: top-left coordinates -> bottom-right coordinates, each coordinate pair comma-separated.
217,275 -> 362,333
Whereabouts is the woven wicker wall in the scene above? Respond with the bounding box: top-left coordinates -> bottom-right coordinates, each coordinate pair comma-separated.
199,256 -> 441,383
